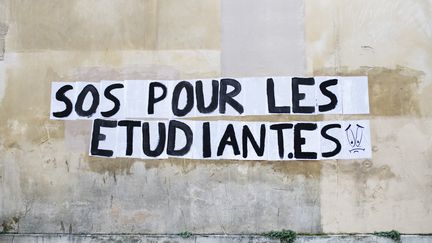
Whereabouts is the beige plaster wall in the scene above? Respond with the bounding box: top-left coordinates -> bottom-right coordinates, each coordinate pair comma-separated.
306,0 -> 432,233
0,0 -> 431,234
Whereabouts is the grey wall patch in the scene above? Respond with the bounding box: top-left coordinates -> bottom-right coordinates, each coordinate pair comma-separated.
221,0 -> 306,76
220,0 -> 319,232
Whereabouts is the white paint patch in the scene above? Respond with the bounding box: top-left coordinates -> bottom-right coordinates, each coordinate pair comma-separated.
7,120 -> 28,136
237,164 -> 249,175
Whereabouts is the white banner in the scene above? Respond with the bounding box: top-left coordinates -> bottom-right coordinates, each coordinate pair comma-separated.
90,119 -> 372,160
50,76 -> 369,120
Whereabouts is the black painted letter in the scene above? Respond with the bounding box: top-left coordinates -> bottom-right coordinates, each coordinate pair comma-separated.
294,123 -> 318,159
196,80 -> 219,114
142,122 -> 166,157
75,84 -> 100,117
53,84 -> 74,118
318,79 -> 338,112
267,78 -> 290,113
292,77 -> 315,114
167,120 -> 193,156
321,123 -> 341,158
118,120 -> 141,156
217,124 -> 240,156
202,122 -> 211,158
242,124 -> 266,158
101,83 -> 124,117
90,119 -> 117,157
172,81 -> 194,117
219,79 -> 244,114
270,123 -> 294,159
148,82 -> 167,115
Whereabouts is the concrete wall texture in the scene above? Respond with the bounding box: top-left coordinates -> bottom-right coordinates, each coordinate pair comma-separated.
2,234 -> 432,243
0,0 -> 432,238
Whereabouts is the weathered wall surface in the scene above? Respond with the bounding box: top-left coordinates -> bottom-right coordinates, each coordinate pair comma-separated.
306,0 -> 432,233
0,0 -> 431,235
2,234 -> 431,243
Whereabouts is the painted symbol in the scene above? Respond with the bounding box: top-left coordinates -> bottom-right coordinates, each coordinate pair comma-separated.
345,124 -> 365,153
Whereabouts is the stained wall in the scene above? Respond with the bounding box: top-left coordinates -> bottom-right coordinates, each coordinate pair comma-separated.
0,0 -> 431,234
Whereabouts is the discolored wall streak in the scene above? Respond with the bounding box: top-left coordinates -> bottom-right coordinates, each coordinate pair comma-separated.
1,0 -> 432,236
314,66 -> 424,117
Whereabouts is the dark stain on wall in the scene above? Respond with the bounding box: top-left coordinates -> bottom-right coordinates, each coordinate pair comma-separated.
0,22 -> 7,61
314,66 -> 425,117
